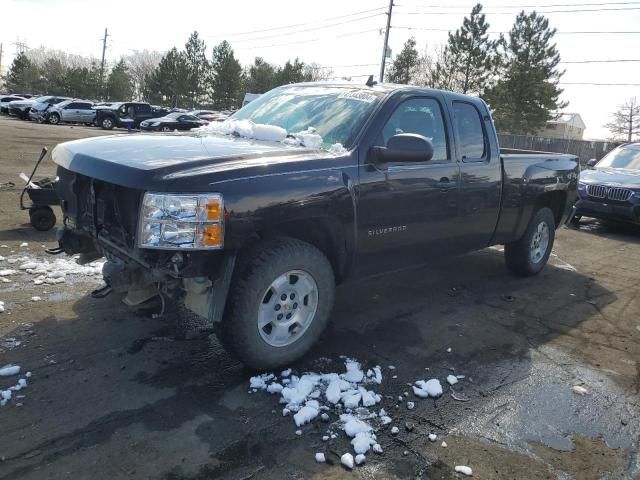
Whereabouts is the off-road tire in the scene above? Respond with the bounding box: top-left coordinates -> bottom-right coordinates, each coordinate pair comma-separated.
218,237 -> 335,370
29,206 -> 56,231
504,207 -> 556,276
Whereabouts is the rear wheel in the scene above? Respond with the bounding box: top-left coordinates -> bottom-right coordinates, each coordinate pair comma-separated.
218,237 -> 335,369
29,206 -> 56,231
504,207 -> 555,276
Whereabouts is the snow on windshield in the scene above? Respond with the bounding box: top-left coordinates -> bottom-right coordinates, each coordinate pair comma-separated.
196,118 -> 346,154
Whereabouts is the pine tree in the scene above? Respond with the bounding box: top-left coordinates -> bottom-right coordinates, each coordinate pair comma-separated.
432,3 -> 499,95
209,41 -> 243,110
274,58 -> 311,86
106,59 -> 134,101
386,37 -> 419,84
484,11 -> 566,135
604,97 -> 640,142
245,57 -> 277,93
144,48 -> 189,106
40,57 -> 68,95
184,31 -> 209,107
5,52 -> 41,93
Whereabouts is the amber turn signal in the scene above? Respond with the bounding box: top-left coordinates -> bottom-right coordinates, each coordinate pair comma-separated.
205,199 -> 222,221
202,224 -> 223,246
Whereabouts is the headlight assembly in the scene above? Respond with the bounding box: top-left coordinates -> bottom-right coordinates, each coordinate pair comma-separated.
138,193 -> 224,249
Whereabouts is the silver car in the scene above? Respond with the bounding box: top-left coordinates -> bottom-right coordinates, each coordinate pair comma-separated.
47,99 -> 95,125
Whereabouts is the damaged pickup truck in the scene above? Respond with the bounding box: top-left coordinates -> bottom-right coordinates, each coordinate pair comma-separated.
51,82 -> 579,368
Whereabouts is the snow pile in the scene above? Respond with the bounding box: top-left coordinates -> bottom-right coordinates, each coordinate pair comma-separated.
197,119 -> 332,151
413,379 -> 443,398
249,358 -> 386,459
0,365 -> 30,407
328,143 -> 348,155
283,127 -> 323,149
455,465 -> 473,476
197,118 -> 287,143
15,257 -> 104,285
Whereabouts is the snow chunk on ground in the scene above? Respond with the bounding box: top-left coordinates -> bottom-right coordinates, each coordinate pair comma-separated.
249,373 -> 274,390
20,243 -> 28,247
355,454 -> 366,465
414,379 -> 443,398
447,375 -> 459,385
341,414 -> 372,437
391,426 -> 399,435
441,441 -> 448,448
267,382 -> 283,394
372,443 -> 383,454
351,431 -> 376,454
0,365 -> 20,376
0,269 -> 16,276
293,401 -> 319,427
428,433 -> 437,442
341,453 -> 354,469
342,359 -> 364,383
572,385 -> 588,395
455,465 -> 473,476
31,296 -> 41,302
315,452 -> 326,463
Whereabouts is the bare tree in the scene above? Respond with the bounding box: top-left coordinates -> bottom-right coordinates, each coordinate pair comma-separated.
414,44 -> 449,88
124,50 -> 163,99
605,97 -> 640,142
303,63 -> 334,81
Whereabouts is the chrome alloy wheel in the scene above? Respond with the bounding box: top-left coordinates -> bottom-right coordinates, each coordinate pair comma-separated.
530,221 -> 550,264
257,270 -> 319,347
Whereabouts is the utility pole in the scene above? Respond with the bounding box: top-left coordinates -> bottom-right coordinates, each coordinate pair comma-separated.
379,0 -> 394,83
0,43 -> 3,77
99,28 -> 108,99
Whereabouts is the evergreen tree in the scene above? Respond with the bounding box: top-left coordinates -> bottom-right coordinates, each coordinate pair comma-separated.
386,37 -> 419,84
106,59 -> 134,101
604,97 -> 640,142
40,57 -> 68,95
209,41 -> 243,110
183,31 -> 209,107
274,58 -> 311,86
432,3 -> 499,95
245,57 -> 277,93
5,52 -> 41,93
484,11 -> 566,135
144,48 -> 189,106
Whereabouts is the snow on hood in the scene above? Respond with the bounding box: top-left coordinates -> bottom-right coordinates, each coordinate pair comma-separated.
196,119 -> 346,155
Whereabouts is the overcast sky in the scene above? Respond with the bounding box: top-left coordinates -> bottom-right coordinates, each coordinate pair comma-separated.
3,0 -> 640,139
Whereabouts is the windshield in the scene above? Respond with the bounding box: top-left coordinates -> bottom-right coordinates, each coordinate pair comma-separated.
597,146 -> 640,170
231,85 -> 383,148
33,96 -> 51,103
164,112 -> 181,119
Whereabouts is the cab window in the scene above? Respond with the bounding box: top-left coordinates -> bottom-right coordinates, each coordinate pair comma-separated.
380,98 -> 449,162
452,101 -> 487,161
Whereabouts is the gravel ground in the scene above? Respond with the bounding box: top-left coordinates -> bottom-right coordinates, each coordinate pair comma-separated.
0,115 -> 638,480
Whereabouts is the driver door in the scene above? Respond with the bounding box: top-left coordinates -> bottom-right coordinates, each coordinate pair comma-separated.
355,94 -> 460,276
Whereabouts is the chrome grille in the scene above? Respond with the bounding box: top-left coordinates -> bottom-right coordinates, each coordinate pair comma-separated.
586,184 -> 633,202
607,187 -> 632,202
586,184 -> 607,198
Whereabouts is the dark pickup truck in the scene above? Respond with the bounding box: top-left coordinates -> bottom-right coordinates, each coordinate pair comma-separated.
95,102 -> 168,130
51,82 -> 579,368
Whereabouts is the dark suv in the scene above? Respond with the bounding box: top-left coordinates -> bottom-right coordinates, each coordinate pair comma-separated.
574,143 -> 640,225
95,102 -> 168,129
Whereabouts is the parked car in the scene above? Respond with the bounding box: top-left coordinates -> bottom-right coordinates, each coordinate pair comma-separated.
0,95 -> 25,114
95,102 -> 168,129
188,110 -> 222,122
140,112 -> 207,131
573,143 -> 640,225
50,82 -> 578,369
9,95 -> 68,120
45,99 -> 95,125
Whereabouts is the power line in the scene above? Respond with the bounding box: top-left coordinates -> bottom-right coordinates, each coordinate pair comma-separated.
204,6 -> 387,39
396,1 -> 640,8
561,59 -> 640,63
395,6 -> 640,15
560,82 -> 640,86
395,25 -> 640,34
217,12 -> 384,44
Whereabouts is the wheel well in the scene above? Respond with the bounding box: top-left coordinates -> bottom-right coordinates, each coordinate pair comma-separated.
257,219 -> 348,283
535,191 -> 566,227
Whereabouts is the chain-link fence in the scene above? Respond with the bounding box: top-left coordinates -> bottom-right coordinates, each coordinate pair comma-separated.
497,134 -> 621,167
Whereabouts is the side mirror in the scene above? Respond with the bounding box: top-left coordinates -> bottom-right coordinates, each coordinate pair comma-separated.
369,133 -> 434,164
587,158 -> 597,168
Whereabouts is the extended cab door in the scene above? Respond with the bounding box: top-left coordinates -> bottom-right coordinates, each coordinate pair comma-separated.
447,98 -> 502,251
355,93 -> 461,276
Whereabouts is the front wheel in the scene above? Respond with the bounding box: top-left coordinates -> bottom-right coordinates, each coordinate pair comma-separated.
48,113 -> 60,125
504,207 -> 556,276
218,238 -> 335,370
101,117 -> 114,129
